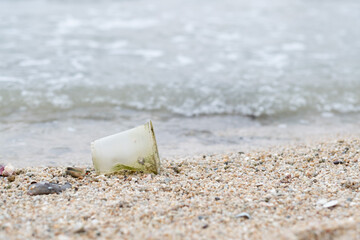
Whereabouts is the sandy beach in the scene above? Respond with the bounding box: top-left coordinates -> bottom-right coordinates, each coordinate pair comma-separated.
1,0 -> 360,239
1,137 -> 360,239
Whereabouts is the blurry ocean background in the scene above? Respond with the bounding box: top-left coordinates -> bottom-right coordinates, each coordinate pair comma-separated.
1,0 -> 360,166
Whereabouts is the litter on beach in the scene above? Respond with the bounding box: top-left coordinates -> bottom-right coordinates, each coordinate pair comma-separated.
91,121 -> 161,175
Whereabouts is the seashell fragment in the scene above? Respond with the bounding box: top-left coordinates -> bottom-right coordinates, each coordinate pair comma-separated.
0,165 -> 4,175
235,212 -> 251,219
2,164 -> 15,177
323,200 -> 338,209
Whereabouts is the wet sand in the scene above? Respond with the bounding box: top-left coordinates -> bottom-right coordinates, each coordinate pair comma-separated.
2,113 -> 360,167
1,138 -> 360,239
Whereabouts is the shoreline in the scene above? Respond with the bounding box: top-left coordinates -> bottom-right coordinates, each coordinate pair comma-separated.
2,113 -> 360,167
1,137 -> 360,239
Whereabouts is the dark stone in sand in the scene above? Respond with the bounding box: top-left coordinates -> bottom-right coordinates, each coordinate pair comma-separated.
27,182 -> 72,196
172,166 -> 181,173
202,224 -> 209,229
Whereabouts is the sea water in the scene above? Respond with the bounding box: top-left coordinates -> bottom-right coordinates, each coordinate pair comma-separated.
1,0 -> 360,166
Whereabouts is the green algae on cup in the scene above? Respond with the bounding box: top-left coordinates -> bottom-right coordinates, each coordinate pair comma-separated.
91,121 -> 160,174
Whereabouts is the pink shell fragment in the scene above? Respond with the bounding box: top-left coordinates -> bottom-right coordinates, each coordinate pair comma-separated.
0,165 -> 4,175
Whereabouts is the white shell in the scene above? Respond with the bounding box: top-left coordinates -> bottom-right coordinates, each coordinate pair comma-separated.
323,200 -> 338,208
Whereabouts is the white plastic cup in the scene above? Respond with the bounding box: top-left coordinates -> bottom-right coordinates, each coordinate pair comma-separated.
91,121 -> 160,174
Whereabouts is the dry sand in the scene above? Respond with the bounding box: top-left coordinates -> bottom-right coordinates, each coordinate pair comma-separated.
1,138 -> 360,239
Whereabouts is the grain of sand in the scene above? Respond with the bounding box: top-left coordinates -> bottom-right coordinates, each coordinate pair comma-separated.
1,138 -> 360,239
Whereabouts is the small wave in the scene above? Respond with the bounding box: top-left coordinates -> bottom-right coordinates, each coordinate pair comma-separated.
1,81 -> 360,119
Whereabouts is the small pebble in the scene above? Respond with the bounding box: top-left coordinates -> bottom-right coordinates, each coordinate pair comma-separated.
65,167 -> 87,178
333,160 -> 344,165
323,200 -> 339,208
74,226 -> 86,234
316,199 -> 328,205
235,212 -> 251,219
172,166 -> 181,173
264,196 -> 271,202
26,172 -> 35,177
202,224 -> 209,229
7,175 -> 15,182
